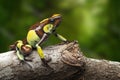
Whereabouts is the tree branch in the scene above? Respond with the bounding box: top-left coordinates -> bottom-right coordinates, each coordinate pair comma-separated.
0,41 -> 120,80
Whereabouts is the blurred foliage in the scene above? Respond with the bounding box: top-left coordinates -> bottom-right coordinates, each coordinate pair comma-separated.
0,0 -> 119,61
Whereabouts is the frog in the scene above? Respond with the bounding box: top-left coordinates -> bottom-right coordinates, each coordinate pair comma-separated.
10,14 -> 67,64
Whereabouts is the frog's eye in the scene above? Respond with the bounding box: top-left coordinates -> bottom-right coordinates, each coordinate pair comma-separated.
49,14 -> 61,22
43,24 -> 53,33
49,18 -> 54,22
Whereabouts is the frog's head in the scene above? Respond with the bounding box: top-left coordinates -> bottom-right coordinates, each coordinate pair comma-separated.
49,14 -> 62,28
42,14 -> 62,34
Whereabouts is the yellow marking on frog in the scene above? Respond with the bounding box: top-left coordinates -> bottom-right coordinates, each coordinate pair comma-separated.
52,14 -> 60,17
36,44 -> 44,59
25,44 -> 32,48
40,18 -> 48,23
27,30 -> 40,47
15,40 -> 24,61
17,40 -> 23,50
43,24 -> 53,33
16,50 -> 24,61
57,34 -> 67,41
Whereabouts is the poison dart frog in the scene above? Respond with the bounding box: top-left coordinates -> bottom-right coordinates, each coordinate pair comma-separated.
10,14 -> 67,64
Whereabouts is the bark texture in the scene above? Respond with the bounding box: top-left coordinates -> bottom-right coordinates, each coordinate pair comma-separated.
0,41 -> 120,80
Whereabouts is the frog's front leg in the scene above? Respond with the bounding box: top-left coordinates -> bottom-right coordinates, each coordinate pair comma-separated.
53,32 -> 67,42
36,33 -> 51,66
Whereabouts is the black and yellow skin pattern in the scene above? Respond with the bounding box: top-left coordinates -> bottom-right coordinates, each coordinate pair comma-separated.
10,14 -> 67,63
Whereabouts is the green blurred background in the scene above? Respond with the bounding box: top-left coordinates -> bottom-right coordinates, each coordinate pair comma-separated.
0,0 -> 120,61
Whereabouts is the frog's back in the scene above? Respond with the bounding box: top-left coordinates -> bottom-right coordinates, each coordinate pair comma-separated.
27,30 -> 40,47
26,19 -> 50,47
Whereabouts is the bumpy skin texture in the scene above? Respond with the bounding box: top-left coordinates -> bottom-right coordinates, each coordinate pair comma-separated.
9,14 -> 67,61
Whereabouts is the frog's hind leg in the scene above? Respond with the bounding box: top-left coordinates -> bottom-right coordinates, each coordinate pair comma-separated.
16,47 -> 33,68
16,48 -> 25,61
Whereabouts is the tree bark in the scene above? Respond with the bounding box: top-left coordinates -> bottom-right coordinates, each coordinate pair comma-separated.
0,41 -> 120,80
